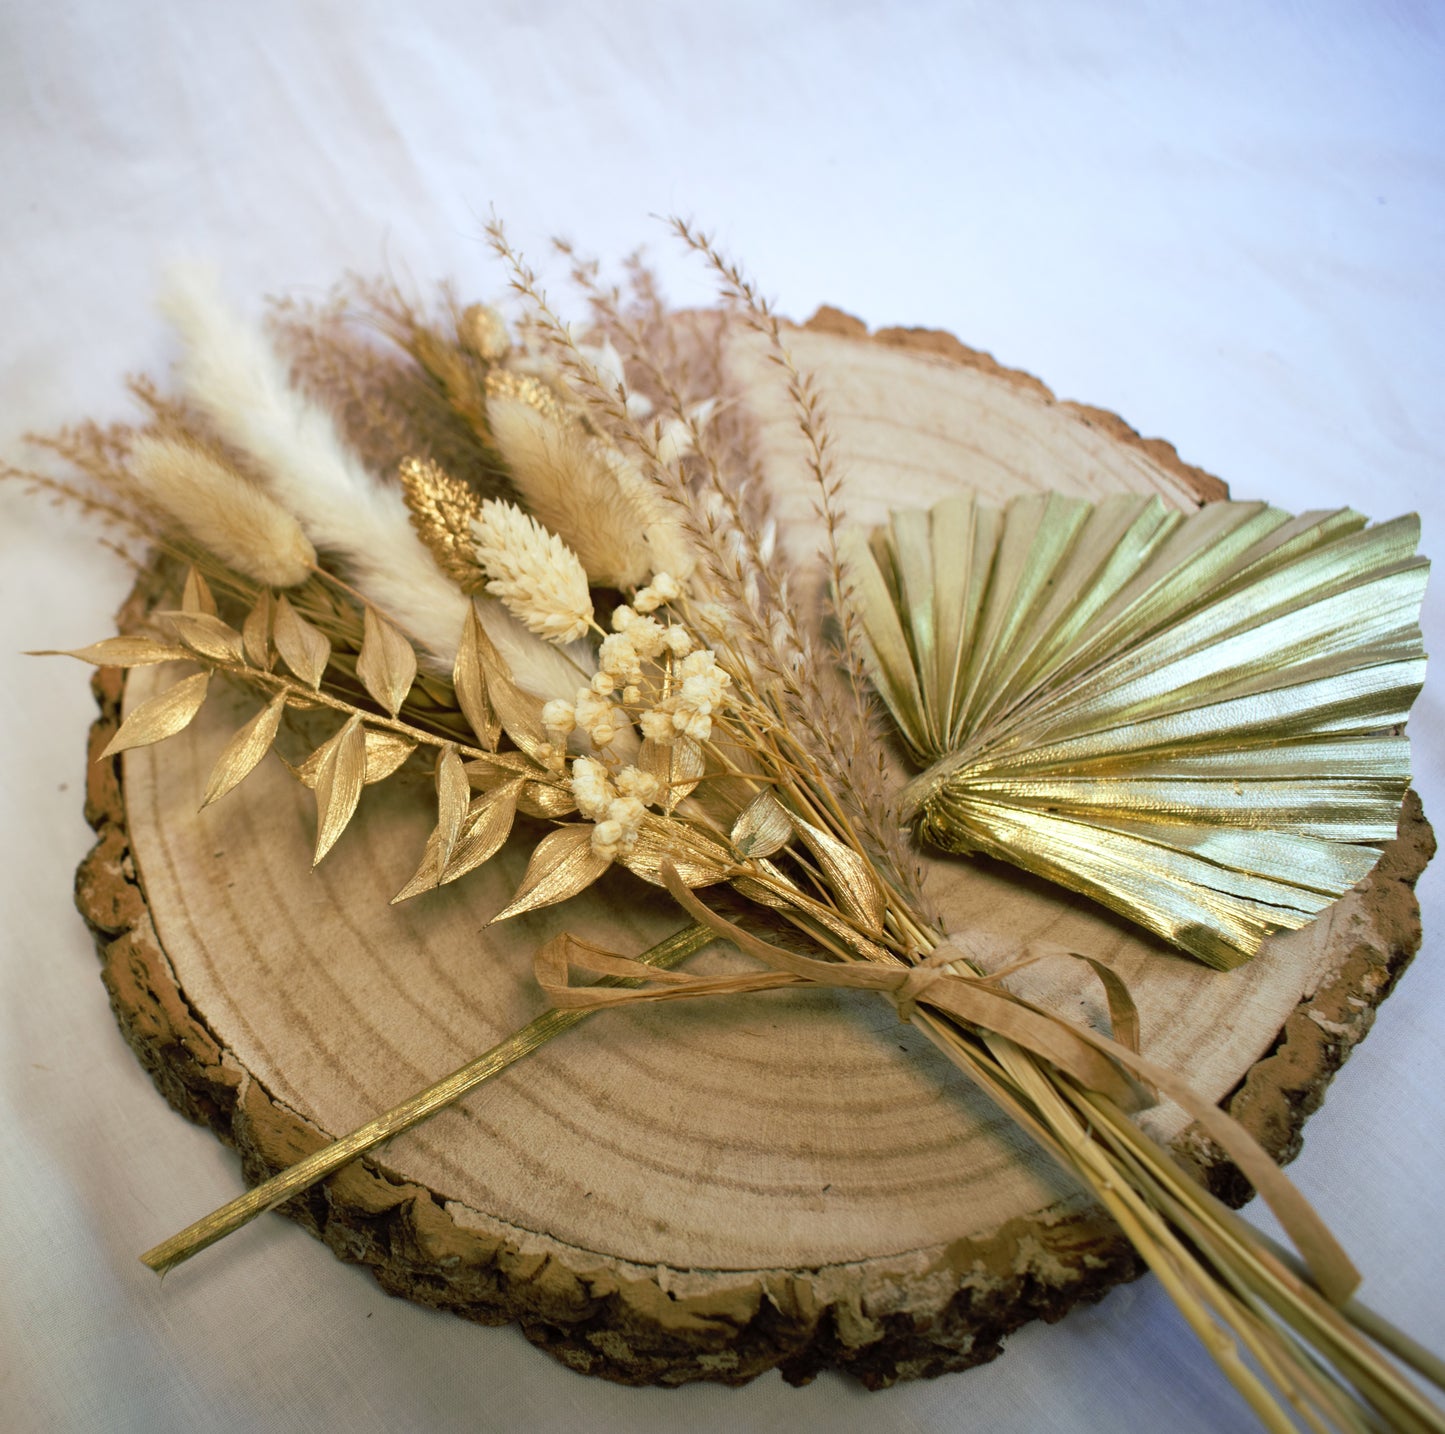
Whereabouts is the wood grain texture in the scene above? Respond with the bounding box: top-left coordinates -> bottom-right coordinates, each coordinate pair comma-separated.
75,313 -> 1433,1387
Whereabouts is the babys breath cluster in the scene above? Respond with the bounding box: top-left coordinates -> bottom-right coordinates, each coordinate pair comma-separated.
540,569 -> 734,856
637,648 -> 730,744
540,571 -> 726,753
569,756 -> 661,860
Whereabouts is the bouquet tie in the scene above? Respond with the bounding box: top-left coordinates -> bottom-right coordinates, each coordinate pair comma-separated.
536,864 -> 1360,1310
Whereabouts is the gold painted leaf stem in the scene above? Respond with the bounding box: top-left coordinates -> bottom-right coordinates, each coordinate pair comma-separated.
139,922 -> 715,1276
100,670 -> 211,758
210,660 -> 502,765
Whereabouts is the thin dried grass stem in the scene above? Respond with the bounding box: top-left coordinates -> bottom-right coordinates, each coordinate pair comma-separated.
141,923 -> 715,1274
665,221 -> 918,894
1075,1087 -> 1444,1431
544,234 -> 924,912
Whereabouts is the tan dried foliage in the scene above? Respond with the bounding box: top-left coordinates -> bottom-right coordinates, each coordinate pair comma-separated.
267,282 -> 511,491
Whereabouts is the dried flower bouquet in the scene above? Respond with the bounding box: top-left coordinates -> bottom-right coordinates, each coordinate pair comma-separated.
13,221 -> 1442,1434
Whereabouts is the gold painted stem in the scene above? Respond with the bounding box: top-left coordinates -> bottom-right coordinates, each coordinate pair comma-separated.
140,923 -> 715,1275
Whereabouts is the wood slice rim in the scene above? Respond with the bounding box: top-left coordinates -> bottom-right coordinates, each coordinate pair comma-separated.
74,313 -> 1435,1389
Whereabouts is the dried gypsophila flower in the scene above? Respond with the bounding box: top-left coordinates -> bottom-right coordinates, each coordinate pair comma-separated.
567,757 -> 655,859
572,688 -> 622,747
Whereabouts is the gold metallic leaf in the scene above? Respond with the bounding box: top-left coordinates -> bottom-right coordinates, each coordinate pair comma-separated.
413,672 -> 456,707
357,606 -> 418,717
852,496 -> 1430,967
288,727 -> 415,789
160,610 -> 246,664
465,750 -> 540,781
434,744 -> 469,878
273,594 -> 331,689
621,816 -> 731,889
464,600 -> 549,759
361,731 -> 416,784
311,715 -> 366,865
788,814 -> 886,936
444,779 -> 523,882
639,735 -> 705,813
453,603 -> 501,750
517,781 -> 577,819
242,591 -> 274,670
392,778 -> 524,903
181,566 -> 217,616
391,845 -> 441,901
100,671 -> 210,759
398,455 -> 485,591
391,840 -> 447,902
730,792 -> 793,859
840,526 -> 925,750
37,636 -> 190,667
202,694 -> 286,807
731,857 -> 802,911
491,825 -> 611,922
465,754 -> 573,814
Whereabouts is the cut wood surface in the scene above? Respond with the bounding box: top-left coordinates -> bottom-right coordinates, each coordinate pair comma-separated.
77,312 -> 1434,1388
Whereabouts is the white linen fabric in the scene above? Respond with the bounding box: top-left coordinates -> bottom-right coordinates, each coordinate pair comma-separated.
1,4 -> 1441,1431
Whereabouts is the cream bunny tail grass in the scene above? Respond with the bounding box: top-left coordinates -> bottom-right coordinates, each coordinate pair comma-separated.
128,433 -> 317,589
157,266 -> 585,698
485,391 -> 656,591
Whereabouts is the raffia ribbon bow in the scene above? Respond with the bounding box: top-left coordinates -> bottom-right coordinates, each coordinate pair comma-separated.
534,863 -> 1361,1308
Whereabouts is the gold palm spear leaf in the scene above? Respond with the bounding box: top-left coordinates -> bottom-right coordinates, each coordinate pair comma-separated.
844,492 -> 1428,969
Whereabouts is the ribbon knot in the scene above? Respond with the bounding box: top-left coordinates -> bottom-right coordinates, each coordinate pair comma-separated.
530,862 -> 1360,1308
891,943 -> 963,1023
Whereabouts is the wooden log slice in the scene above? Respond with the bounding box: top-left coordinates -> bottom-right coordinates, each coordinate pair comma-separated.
75,312 -> 1434,1389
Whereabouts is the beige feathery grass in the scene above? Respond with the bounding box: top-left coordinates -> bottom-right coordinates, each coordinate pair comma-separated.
472,498 -> 595,644
159,266 -> 588,701
267,285 -> 508,489
129,434 -> 317,588
485,393 -> 655,590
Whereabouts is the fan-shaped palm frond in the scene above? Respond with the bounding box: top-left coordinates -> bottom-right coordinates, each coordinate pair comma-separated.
846,494 -> 1427,967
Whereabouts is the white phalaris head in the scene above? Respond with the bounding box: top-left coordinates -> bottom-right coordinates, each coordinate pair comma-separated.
469,498 -> 594,645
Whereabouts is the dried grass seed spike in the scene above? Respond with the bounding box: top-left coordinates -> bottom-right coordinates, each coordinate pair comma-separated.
128,434 -> 317,588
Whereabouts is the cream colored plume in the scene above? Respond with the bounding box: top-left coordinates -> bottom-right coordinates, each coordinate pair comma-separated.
486,394 -> 650,589
157,266 -> 585,699
486,392 -> 696,590
128,434 -> 316,588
